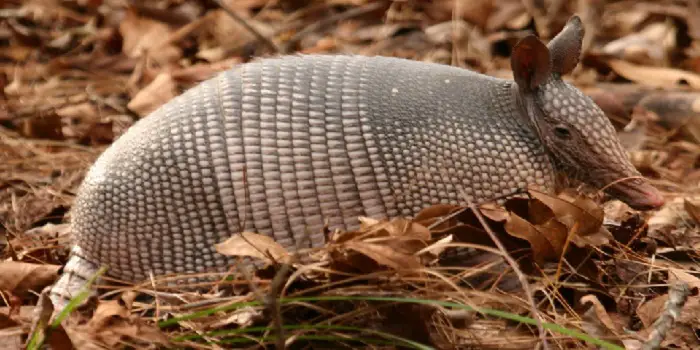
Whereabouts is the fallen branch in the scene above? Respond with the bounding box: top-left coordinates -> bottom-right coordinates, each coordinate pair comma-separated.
641,282 -> 691,350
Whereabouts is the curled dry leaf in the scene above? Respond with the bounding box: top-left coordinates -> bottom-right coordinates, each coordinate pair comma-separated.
0,261 -> 61,297
19,112 -> 64,140
330,218 -> 431,273
668,268 -> 700,291
602,22 -> 676,64
383,219 -> 431,242
637,294 -> 669,329
581,295 -> 622,336
0,313 -> 20,346
205,306 -> 262,330
648,197 -> 689,240
413,204 -> 463,230
66,299 -> 170,348
55,102 -> 99,121
683,198 -> 700,226
334,218 -> 431,253
529,189 -> 612,247
580,295 -> 625,348
119,8 -> 181,63
0,321 -> 23,350
171,57 -> 243,84
478,203 -> 510,222
532,189 -> 603,234
345,241 -> 422,270
417,234 -> 454,259
608,59 -> 700,89
503,212 -> 563,264
215,232 -> 291,265
358,216 -> 382,230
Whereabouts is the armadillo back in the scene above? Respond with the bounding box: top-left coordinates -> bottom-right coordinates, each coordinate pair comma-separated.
68,55 -> 553,283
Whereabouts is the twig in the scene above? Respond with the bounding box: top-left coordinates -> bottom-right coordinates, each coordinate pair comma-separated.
268,263 -> 291,349
464,195 -> 550,350
148,271 -> 161,323
213,0 -> 280,53
281,1 -> 387,53
235,259 -> 292,349
641,282 -> 691,350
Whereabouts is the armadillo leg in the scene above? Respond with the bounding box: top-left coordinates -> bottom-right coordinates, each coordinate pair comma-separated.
49,246 -> 101,312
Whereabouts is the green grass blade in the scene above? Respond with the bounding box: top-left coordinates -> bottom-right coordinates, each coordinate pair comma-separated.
26,266 -> 108,350
50,266 -> 108,328
218,334 -> 391,345
159,295 -> 624,350
173,324 -> 433,349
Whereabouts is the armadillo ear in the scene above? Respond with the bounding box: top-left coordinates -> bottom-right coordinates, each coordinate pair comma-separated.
511,35 -> 551,90
547,15 -> 584,75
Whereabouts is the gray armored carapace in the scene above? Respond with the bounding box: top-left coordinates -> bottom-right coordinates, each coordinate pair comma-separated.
49,15 -> 663,309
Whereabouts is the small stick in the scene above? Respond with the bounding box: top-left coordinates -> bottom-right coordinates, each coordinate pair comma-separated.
463,192 -> 550,350
268,263 -> 291,349
213,0 -> 280,53
641,282 -> 690,350
281,1 -> 387,53
148,271 -> 161,323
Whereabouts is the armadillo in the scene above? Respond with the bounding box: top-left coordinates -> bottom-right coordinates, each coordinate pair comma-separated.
49,16 -> 664,308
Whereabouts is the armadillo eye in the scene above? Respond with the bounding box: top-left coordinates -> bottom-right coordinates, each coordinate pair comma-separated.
553,125 -> 572,139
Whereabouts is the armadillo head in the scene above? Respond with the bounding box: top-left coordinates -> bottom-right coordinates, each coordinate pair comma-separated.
510,15 -> 664,210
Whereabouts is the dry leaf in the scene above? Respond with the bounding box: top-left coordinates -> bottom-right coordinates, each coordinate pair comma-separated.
503,212 -> 560,263
206,306 -> 262,329
602,22 -> 676,64
637,294 -> 669,329
171,57 -> 243,84
413,204 -> 462,230
55,102 -> 99,120
608,59 -> 700,89
479,203 -> 510,222
0,324 -> 23,350
118,8 -> 181,63
28,291 -> 73,350
529,189 -> 611,247
668,268 -> 700,291
358,216 -> 382,230
581,295 -> 621,336
382,219 -> 431,241
19,112 -> 64,140
648,197 -> 688,239
127,72 -> 177,117
330,218 -> 431,273
417,234 -> 454,259
683,198 -> 700,226
0,312 -> 19,330
0,261 -> 61,297
345,241 -> 422,270
67,299 -> 170,348
580,294 -> 625,348
215,232 -> 291,264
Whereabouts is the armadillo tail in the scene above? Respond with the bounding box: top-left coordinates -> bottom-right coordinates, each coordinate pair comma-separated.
49,246 -> 102,313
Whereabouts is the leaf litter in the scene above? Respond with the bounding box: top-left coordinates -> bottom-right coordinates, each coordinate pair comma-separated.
1,0 -> 700,349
